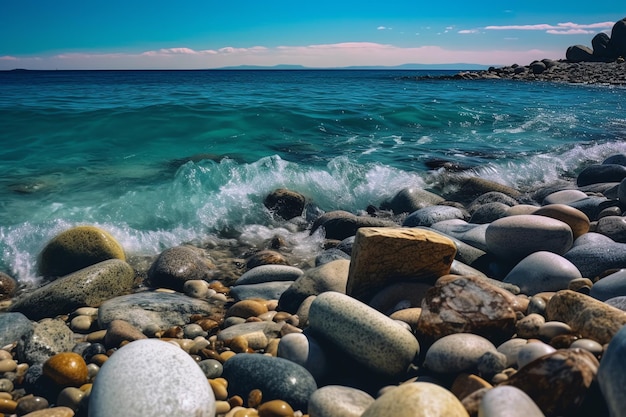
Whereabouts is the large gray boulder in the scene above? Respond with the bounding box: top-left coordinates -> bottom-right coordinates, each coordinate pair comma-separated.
566,45 -> 594,63
608,18 -> 626,58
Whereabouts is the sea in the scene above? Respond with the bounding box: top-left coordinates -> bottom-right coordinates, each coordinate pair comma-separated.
1,69 -> 625,286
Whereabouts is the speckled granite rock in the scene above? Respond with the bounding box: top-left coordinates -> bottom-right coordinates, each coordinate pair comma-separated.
590,269 -> 626,301
380,187 -> 445,214
17,319 -> 75,364
545,290 -> 626,345
10,259 -> 135,321
147,245 -> 214,291
423,333 -> 497,374
308,291 -> 419,378
97,291 -> 219,332
346,227 -> 456,302
221,353 -> 317,413
38,225 -> 126,277
479,386 -> 545,417
563,234 -> 626,278
89,339 -> 215,417
402,205 -> 468,227
361,382 -> 469,417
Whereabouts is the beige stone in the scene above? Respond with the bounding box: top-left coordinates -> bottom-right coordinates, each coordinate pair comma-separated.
534,204 -> 590,239
346,227 -> 456,302
21,407 -> 75,417
545,290 -> 626,345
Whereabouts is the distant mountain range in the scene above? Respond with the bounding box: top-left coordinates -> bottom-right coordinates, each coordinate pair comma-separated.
217,63 -> 490,70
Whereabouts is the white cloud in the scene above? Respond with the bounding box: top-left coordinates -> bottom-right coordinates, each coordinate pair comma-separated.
485,21 -> 614,35
0,42 -> 564,70
377,26 -> 392,31
458,29 -> 479,34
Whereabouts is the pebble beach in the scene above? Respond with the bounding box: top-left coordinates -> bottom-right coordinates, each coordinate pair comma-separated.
0,150 -> 625,417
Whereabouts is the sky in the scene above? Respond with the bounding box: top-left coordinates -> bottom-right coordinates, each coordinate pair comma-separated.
0,1 -> 623,70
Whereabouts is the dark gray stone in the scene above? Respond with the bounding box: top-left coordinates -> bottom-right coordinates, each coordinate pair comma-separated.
469,202 -> 510,224
608,18 -> 626,58
603,154 -> 626,166
264,188 -> 306,220
566,45 -> 594,63
567,196 -> 611,221
230,281 -> 294,301
315,248 -> 351,266
380,187 -> 444,214
592,33 -> 612,58
577,164 -> 626,187
605,296 -> 626,311
311,211 -> 396,240
563,240 -> 626,278
147,245 -> 212,291
598,323 -> 626,417
590,269 -> 626,301
17,318 -> 74,364
221,353 -> 317,412
595,216 -> 626,242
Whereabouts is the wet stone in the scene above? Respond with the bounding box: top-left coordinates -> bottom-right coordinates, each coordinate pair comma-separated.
423,333 -> 496,374
308,385 -> 375,417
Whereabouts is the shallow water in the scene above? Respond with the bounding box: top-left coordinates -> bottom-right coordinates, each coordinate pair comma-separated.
1,69 -> 625,284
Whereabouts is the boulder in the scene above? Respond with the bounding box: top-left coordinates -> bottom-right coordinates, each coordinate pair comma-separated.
566,45 -> 594,63
577,164 -> 626,187
592,32 -> 612,59
310,211 -> 396,240
0,272 -> 17,300
38,225 -> 125,277
402,205 -> 468,227
598,324 -> 626,417
503,251 -> 582,295
346,227 -> 456,302
608,17 -> 626,58
17,318 -> 75,364
380,187 -> 444,214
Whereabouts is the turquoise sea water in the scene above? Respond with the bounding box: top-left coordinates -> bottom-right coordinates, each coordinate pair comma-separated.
1,69 -> 625,284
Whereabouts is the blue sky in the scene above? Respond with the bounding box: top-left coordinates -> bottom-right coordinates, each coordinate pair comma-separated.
0,1 -> 622,69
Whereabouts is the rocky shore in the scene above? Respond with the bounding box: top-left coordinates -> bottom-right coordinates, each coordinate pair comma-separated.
427,17 -> 626,85
0,152 -> 625,416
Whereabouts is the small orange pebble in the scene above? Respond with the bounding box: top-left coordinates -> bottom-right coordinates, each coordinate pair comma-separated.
0,398 -> 17,414
257,399 -> 295,417
43,352 -> 88,387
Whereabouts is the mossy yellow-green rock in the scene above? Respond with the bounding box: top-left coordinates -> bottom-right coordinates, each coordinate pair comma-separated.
38,225 -> 125,277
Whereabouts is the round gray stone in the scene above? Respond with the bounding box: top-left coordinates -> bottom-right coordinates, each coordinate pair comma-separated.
235,264 -> 304,285
563,240 -> 626,278
0,312 -> 34,348
479,385 -> 545,417
16,318 -> 75,364
595,216 -> 626,243
230,281 -> 294,301
277,332 -> 328,382
485,215 -> 573,261
542,189 -> 588,205
221,353 -> 317,413
423,333 -> 496,374
598,324 -> 626,417
402,205 -> 468,227
89,339 -> 215,417
503,251 -> 582,295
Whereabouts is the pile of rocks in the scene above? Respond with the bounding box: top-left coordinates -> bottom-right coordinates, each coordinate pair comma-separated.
0,155 -> 625,416
445,17 -> 626,85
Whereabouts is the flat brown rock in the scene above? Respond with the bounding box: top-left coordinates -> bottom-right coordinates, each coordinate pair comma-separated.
346,227 -> 456,302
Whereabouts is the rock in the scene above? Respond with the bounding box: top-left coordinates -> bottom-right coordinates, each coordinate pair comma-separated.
598,323 -> 626,417
97,291 -> 219,333
361,382 -> 469,417
563,236 -> 626,278
235,265 -> 304,285
315,248 -> 351,266
517,341 -> 556,368
0,312 -> 34,347
542,189 -> 588,205
310,211 -> 396,241
346,227 -> 455,302
308,291 -> 419,378
595,216 -> 626,242
485,215 -> 573,261
503,251 -> 582,295
230,281 -> 294,301
366,282 -> 431,315
402,205 -> 468,227
429,220 -> 489,252
264,188 -> 306,220
38,225 -> 125,277
17,318 -> 75,364
619,177 -> 626,202
497,338 -> 529,368
246,250 -> 289,269
308,385 -> 374,417
0,272 -> 17,300
278,259 -> 350,314
42,352 -> 88,387
608,17 -> 626,58
530,61 -> 547,74
217,321 -> 283,349
567,196 -> 611,221
502,349 -> 598,417
478,386 -> 545,417
450,373 -> 492,401
590,269 -> 626,301
277,332 -> 328,382
592,32 -> 612,59
257,399 -> 294,417
10,259 -> 135,321
457,177 -> 521,201
380,187 -> 444,214
21,407 -> 76,417
221,353 -> 317,413
423,333 -> 496,374
604,154 -> 626,166
225,299 -> 268,319
515,314 -> 546,339
89,339 -> 215,417
416,275 -> 519,343
533,204 -> 590,240
566,45 -> 594,63
577,164 -> 626,187
545,290 -> 626,345
103,319 -> 147,349
469,202 -> 510,224
147,245 -> 213,291
467,192 -> 519,213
